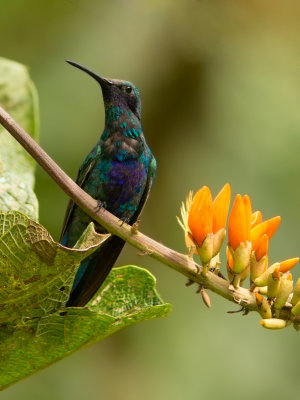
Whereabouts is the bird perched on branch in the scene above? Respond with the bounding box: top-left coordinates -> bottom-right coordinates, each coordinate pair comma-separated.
61,60 -> 156,307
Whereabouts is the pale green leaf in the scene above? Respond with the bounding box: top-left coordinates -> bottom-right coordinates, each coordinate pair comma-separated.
0,57 -> 39,220
0,211 -> 109,326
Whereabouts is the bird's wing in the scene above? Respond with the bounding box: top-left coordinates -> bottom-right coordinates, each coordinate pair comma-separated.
131,155 -> 157,224
60,148 -> 98,243
66,154 -> 157,307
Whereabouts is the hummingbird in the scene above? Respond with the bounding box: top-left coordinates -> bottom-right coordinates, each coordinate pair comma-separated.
60,60 -> 156,307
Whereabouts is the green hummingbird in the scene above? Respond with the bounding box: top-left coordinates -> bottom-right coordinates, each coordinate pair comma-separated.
61,61 -> 156,307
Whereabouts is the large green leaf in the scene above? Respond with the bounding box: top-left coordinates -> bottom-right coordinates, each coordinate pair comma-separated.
0,211 -> 109,326
0,265 -> 169,390
0,57 -> 39,220
0,211 -> 170,390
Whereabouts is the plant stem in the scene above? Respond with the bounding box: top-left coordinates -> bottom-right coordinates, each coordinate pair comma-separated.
0,105 -> 293,321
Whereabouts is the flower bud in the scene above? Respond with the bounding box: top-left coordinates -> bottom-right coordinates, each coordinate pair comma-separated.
267,268 -> 280,299
274,275 -> 293,310
212,228 -> 226,257
196,233 -> 213,264
279,257 -> 299,273
260,318 -> 286,329
255,293 -> 272,319
228,242 -> 252,274
291,278 -> 300,306
250,252 -> 267,283
185,232 -> 197,256
291,299 -> 300,316
254,263 -> 279,287
259,286 -> 268,295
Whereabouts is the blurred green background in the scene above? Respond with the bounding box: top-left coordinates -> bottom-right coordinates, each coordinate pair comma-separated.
1,0 -> 300,398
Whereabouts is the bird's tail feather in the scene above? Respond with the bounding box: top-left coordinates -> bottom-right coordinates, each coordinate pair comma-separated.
66,235 -> 125,307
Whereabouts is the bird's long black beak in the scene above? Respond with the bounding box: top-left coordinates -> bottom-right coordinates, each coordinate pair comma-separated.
66,60 -> 112,88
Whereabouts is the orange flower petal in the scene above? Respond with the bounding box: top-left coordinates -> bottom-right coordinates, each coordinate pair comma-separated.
251,211 -> 262,228
255,234 -> 268,261
227,246 -> 233,269
212,183 -> 231,233
279,257 -> 299,273
228,194 -> 251,250
243,195 -> 252,242
250,216 -> 281,252
255,292 -> 263,305
188,186 -> 213,246
265,216 -> 281,239
228,195 -> 243,250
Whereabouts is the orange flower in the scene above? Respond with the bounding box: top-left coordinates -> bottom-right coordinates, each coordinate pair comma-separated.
177,184 -> 231,267
251,211 -> 262,228
249,215 -> 280,285
228,194 -> 252,250
188,186 -> 212,246
255,233 -> 268,262
251,216 -> 281,253
212,183 -> 231,234
188,184 -> 230,246
227,194 -> 252,284
279,257 -> 299,273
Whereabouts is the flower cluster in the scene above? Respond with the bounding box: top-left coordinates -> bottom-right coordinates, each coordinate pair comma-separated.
178,184 -> 300,330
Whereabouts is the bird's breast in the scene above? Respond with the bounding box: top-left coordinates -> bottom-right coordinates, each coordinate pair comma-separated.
101,130 -> 144,161
87,157 -> 148,220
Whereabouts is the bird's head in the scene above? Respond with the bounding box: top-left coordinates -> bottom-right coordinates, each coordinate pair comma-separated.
66,60 -> 141,120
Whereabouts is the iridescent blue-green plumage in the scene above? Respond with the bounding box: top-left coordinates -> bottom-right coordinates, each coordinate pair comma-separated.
61,61 -> 156,307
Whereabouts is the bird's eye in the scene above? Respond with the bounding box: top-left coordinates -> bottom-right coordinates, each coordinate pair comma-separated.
125,86 -> 132,94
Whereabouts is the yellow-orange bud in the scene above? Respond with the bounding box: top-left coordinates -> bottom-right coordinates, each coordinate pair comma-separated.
291,299 -> 300,316
274,276 -> 293,310
255,293 -> 272,319
279,258 -> 299,273
267,268 -> 280,299
260,318 -> 286,329
292,278 -> 300,306
254,263 -> 279,287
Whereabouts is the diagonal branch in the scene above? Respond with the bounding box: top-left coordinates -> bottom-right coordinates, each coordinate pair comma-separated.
0,105 -> 288,320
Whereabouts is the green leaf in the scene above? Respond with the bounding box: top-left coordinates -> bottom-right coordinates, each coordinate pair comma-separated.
0,211 -> 109,326
0,57 -> 39,220
0,211 -> 170,390
0,265 -> 170,390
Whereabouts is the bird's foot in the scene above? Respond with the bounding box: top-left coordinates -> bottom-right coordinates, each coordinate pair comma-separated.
96,200 -> 107,211
119,216 -> 130,226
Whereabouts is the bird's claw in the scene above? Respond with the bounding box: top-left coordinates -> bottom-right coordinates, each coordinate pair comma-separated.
96,200 -> 107,211
119,216 -> 130,226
